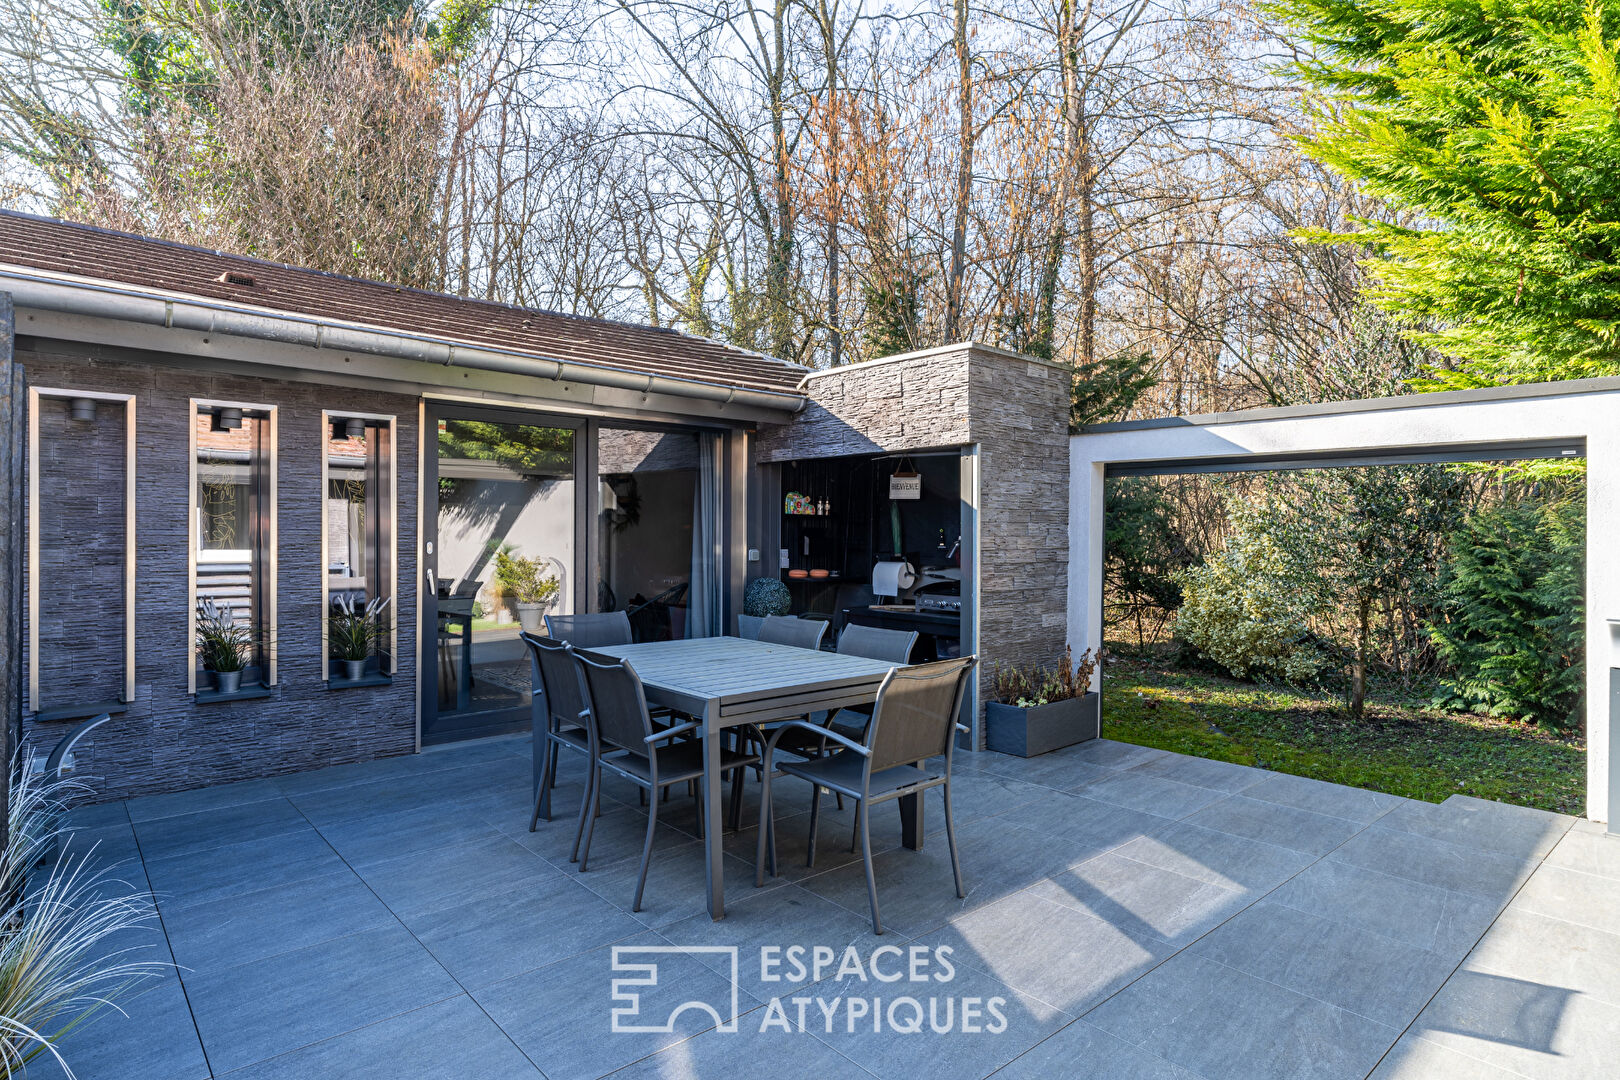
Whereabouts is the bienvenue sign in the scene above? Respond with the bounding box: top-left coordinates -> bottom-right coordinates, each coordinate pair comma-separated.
889,473 -> 921,500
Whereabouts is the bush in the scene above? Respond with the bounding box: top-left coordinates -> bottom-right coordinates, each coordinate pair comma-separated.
1429,496 -> 1584,728
1172,498 -> 1328,683
990,646 -> 1099,707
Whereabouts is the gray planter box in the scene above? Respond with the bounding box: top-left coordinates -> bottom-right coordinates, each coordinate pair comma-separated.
985,692 -> 1100,757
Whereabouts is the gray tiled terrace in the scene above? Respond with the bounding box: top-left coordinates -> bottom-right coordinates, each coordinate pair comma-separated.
37,736 -> 1619,1080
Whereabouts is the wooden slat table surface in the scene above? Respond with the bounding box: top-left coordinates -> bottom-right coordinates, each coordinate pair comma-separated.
591,636 -> 900,919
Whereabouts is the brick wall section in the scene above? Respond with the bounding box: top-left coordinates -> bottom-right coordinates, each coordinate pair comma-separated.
754,344 -> 1071,726
21,344 -> 420,802
35,395 -> 128,708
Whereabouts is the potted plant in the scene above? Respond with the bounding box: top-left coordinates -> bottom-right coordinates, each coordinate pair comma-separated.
985,646 -> 1101,757
196,599 -> 254,694
494,548 -> 561,633
329,595 -> 392,681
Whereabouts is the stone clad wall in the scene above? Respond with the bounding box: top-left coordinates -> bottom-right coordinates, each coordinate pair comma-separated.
20,343 -> 420,801
754,344 -> 1071,735
754,348 -> 970,461
968,351 -> 1071,689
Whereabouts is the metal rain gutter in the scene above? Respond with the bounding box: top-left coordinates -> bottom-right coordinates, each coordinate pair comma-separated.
2,269 -> 810,414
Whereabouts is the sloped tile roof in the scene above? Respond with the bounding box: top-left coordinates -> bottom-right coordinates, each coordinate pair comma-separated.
0,210 -> 807,397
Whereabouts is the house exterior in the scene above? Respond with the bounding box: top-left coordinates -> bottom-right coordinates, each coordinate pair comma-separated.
0,212 -> 1072,801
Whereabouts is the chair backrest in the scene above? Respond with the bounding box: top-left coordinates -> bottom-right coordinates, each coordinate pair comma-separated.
544,611 -> 633,649
736,613 -> 765,640
572,648 -> 656,756
757,614 -> 828,650
521,632 -> 589,731
837,624 -> 918,664
864,657 -> 976,774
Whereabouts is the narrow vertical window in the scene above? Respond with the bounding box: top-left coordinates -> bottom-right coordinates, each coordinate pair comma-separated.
324,413 -> 396,685
192,402 -> 275,697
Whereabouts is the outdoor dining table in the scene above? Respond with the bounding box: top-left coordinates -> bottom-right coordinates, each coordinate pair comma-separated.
592,635 -> 910,920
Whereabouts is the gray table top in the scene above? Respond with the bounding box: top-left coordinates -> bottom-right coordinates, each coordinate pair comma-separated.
593,636 -> 896,724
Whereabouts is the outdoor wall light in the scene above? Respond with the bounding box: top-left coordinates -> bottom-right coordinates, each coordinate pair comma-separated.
211,406 -> 243,432
343,417 -> 366,440
68,398 -> 96,422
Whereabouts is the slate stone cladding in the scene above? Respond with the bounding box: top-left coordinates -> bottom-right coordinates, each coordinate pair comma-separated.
20,343 -> 420,802
754,344 -> 1071,731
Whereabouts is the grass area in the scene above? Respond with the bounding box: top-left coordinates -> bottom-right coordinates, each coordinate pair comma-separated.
1101,656 -> 1586,814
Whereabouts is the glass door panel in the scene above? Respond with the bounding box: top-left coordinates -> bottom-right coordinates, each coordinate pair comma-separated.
424,411 -> 578,744
596,426 -> 702,641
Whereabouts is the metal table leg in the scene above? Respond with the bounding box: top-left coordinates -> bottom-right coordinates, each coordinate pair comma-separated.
704,705 -> 726,919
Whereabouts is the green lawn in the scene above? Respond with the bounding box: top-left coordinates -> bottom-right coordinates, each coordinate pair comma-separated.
1101,657 -> 1586,815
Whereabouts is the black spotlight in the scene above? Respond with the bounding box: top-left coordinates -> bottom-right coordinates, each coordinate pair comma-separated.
343,417 -> 366,440
69,398 -> 96,422
211,407 -> 243,432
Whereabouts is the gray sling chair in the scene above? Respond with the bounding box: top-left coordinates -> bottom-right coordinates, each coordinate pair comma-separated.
523,633 -> 596,863
755,656 -> 976,935
544,610 -> 634,649
765,624 -> 920,812
572,648 -> 762,911
755,614 -> 829,650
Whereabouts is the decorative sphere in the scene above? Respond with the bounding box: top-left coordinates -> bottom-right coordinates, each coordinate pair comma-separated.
744,576 -> 793,617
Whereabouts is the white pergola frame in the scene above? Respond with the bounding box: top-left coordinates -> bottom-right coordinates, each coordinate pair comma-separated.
1068,377 -> 1620,830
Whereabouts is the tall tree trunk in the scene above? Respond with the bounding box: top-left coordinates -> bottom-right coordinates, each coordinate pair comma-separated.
766,0 -> 795,361
821,2 -> 843,366
944,0 -> 973,343
1032,0 -> 1083,361
1351,593 -> 1371,719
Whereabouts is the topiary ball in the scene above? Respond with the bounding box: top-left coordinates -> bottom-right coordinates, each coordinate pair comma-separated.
744,576 -> 793,617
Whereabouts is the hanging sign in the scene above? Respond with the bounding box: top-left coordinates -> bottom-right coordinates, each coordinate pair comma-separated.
889,471 -> 921,500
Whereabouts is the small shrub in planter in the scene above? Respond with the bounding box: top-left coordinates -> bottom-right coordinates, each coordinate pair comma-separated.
329,595 -> 392,681
195,599 -> 255,694
494,549 -> 561,633
985,646 -> 1101,757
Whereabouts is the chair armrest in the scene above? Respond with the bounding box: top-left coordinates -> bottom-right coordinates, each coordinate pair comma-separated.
764,719 -> 870,757
646,721 -> 701,745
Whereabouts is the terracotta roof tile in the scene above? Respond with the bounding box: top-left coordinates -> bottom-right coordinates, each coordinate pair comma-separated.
0,211 -> 807,398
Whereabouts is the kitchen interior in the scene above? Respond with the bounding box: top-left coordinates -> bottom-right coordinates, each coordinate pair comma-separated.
758,450 -> 969,662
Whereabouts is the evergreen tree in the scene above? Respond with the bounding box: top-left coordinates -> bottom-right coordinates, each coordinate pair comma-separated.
1272,0 -> 1620,387
1429,494 -> 1585,727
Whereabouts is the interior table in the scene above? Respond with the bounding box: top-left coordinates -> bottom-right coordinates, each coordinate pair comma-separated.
593,635 -> 907,919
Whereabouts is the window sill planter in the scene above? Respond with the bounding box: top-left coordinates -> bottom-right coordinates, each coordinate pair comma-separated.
196,683 -> 273,705
207,669 -> 244,695
985,692 -> 1100,757
328,659 -> 392,690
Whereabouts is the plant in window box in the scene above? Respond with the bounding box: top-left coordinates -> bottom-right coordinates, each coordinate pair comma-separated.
494,549 -> 561,633
195,599 -> 256,694
985,646 -> 1101,757
329,596 -> 392,682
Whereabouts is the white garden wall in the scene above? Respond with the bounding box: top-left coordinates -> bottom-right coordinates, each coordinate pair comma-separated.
1068,378 -> 1620,828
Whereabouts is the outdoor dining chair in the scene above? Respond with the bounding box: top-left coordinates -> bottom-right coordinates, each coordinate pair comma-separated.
763,624 -> 921,810
756,614 -> 829,650
544,610 -> 634,648
828,626 -> 919,743
736,613 -> 765,639
522,633 -> 596,863
755,656 -> 976,934
572,648 -> 761,911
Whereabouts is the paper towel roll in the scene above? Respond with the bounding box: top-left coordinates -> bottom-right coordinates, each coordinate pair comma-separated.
872,560 -> 916,598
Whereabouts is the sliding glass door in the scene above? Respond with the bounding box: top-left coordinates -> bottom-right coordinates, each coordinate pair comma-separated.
421,408 -> 728,744
595,426 -> 725,642
422,406 -> 583,744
